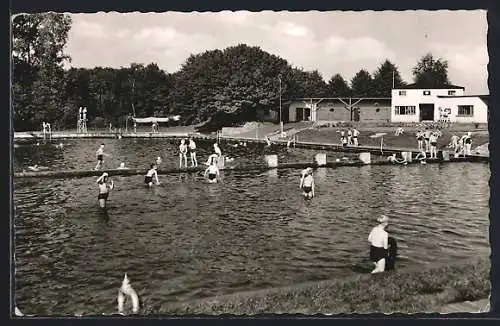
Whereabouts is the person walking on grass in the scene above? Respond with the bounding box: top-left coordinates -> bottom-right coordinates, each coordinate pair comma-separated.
368,215 -> 389,274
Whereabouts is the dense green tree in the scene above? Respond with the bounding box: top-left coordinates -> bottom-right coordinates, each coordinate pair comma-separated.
372,59 -> 406,97
327,74 -> 351,97
412,53 -> 450,88
350,69 -> 374,97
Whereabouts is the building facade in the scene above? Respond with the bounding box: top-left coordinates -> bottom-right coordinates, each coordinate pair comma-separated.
391,84 -> 488,123
287,98 -> 392,123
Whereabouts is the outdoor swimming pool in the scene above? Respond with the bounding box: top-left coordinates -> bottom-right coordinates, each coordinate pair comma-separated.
13,139 -> 490,315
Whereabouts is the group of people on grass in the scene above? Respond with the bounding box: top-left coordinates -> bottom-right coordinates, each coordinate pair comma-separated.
339,128 -> 360,147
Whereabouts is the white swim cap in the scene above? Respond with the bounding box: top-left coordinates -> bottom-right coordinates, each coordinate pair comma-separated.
102,172 -> 109,177
377,215 -> 389,223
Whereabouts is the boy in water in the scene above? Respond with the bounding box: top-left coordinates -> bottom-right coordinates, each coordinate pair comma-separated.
299,167 -> 315,199
204,160 -> 220,183
188,138 -> 197,167
96,172 -> 114,209
145,163 -> 160,187
368,215 -> 389,274
179,139 -> 188,168
95,144 -> 111,170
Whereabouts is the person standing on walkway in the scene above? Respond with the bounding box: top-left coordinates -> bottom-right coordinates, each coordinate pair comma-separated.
347,129 -> 353,145
464,132 -> 472,155
352,128 -> 360,146
179,139 -> 188,168
188,138 -> 197,167
429,132 -> 439,159
416,130 -> 424,151
423,127 -> 432,153
368,215 -> 389,274
95,144 -> 112,170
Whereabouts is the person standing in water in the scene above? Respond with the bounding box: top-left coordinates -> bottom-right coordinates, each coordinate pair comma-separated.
179,139 -> 188,168
144,163 -> 160,187
299,167 -> 315,199
188,138 -> 197,167
95,144 -> 111,170
368,215 -> 389,274
96,172 -> 114,209
204,160 -> 220,183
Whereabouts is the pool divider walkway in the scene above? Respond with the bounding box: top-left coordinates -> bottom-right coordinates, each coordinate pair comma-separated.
14,155 -> 488,179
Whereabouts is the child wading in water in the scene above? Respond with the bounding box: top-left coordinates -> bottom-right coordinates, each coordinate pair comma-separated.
299,167 -> 315,199
96,173 -> 114,209
368,215 -> 390,274
204,160 -> 220,183
145,163 -> 160,187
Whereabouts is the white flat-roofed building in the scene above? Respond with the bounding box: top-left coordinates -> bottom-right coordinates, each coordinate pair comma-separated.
391,84 -> 488,124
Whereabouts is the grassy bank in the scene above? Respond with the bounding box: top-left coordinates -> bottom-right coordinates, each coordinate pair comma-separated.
157,257 -> 490,315
296,127 -> 489,151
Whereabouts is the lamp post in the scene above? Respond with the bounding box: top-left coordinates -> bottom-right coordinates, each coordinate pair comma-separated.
278,74 -> 283,135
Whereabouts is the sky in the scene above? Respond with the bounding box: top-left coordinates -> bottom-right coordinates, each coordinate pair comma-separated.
64,10 -> 489,95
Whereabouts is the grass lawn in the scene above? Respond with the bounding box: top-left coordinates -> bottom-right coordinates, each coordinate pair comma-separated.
156,257 -> 490,315
296,127 -> 489,151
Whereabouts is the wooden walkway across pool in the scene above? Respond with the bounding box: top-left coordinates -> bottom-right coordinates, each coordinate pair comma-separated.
14,155 -> 488,179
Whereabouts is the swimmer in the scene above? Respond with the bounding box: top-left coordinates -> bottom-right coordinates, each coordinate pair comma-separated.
299,167 -> 315,199
415,151 -> 427,164
387,154 -> 407,164
188,138 -> 197,167
118,273 -> 139,315
144,164 -> 160,187
117,162 -> 128,170
340,130 -> 347,147
95,144 -> 111,170
204,160 -> 220,183
27,164 -> 48,171
205,153 -> 219,166
55,143 -> 64,149
179,139 -> 188,168
96,173 -> 114,209
448,134 -> 460,153
347,129 -> 353,145
156,156 -> 162,167
368,215 -> 390,274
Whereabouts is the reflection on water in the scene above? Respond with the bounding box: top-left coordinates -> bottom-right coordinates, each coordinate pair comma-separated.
13,140 -> 490,315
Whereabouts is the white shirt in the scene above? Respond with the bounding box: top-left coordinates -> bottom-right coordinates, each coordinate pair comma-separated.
368,225 -> 388,248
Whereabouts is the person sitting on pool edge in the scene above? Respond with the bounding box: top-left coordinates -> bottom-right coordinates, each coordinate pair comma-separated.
368,214 -> 390,274
299,167 -> 315,199
145,163 -> 160,187
204,160 -> 220,183
97,172 -> 114,209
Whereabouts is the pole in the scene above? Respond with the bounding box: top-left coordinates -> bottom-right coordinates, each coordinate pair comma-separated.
392,70 -> 395,89
279,74 -> 283,135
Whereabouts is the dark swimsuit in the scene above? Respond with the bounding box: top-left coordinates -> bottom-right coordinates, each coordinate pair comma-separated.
97,154 -> 103,161
208,173 -> 216,180
98,192 -> 108,200
431,141 -> 437,146
465,138 -> 471,144
303,186 -> 312,193
145,176 -> 153,184
370,245 -> 388,263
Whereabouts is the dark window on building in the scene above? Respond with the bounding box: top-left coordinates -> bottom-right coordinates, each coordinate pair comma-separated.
398,91 -> 407,96
457,105 -> 474,117
394,106 -> 416,115
448,90 -> 456,96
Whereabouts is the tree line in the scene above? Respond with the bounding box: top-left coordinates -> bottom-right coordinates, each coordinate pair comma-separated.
11,13 -> 452,131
